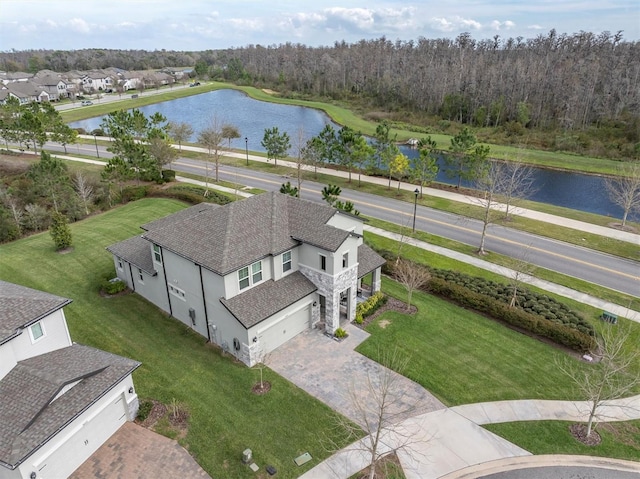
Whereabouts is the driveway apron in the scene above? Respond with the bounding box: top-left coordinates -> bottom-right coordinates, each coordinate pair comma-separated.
267,323 -> 445,428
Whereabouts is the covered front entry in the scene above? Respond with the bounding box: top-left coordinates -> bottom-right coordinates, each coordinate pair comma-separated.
259,304 -> 311,352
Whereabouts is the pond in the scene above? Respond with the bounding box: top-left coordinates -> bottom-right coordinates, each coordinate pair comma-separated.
69,90 -> 635,221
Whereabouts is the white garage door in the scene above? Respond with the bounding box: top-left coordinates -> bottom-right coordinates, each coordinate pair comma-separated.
34,393 -> 127,478
260,305 -> 311,353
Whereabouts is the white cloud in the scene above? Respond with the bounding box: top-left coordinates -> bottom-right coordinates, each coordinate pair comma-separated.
67,18 -> 91,34
527,24 -> 545,31
430,16 -> 482,32
490,20 -> 516,31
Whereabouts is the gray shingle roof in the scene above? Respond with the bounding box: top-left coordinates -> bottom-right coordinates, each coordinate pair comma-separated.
220,271 -> 317,328
0,281 -> 71,345
357,244 -> 386,278
142,192 -> 352,275
141,202 -> 219,231
106,235 -> 157,275
0,344 -> 140,468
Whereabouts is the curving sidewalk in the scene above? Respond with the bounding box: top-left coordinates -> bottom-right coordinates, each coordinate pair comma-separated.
301,394 -> 640,479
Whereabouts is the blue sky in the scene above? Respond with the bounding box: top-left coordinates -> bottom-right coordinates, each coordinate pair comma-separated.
1,0 -> 638,51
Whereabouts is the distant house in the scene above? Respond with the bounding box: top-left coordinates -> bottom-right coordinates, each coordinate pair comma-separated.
0,72 -> 34,85
0,281 -> 140,479
107,193 -> 385,366
0,81 -> 49,104
33,74 -> 70,101
81,71 -> 115,93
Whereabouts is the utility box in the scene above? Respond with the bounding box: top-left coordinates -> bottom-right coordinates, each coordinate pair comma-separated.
242,449 -> 252,464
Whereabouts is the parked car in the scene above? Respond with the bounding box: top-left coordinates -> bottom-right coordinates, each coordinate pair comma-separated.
81,100 -> 93,106
189,81 -> 201,87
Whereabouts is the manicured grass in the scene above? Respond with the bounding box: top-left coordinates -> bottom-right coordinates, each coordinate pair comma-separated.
0,199 -> 353,478
357,276 -> 640,406
484,420 -> 640,462
357,278 -> 587,405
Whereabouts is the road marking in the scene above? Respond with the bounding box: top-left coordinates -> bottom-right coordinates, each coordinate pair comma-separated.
174,161 -> 640,283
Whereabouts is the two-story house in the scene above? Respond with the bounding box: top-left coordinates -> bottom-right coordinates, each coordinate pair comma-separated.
107,192 -> 385,366
0,281 -> 140,479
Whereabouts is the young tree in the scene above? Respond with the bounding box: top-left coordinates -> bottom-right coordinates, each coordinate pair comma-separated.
446,127 -> 483,188
394,259 -> 431,310
412,136 -> 439,198
261,126 -> 290,167
352,135 -> 375,187
472,154 -> 499,255
605,162 -> 640,227
302,137 -> 325,179
373,121 -> 399,179
23,203 -> 49,232
27,151 -> 73,213
316,124 -> 340,165
558,325 -> 640,439
197,117 -> 224,188
167,121 -> 194,151
500,160 -> 537,220
50,122 -> 78,154
389,153 -> 409,192
506,247 -> 535,308
221,124 -> 241,149
321,184 -> 342,207
289,126 -> 309,196
336,126 -> 356,183
148,137 -> 178,174
279,181 -> 298,197
333,348 -> 426,479
73,172 -> 94,216
50,212 -> 72,250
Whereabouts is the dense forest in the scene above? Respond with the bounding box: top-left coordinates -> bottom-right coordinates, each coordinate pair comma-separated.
2,30 -> 639,158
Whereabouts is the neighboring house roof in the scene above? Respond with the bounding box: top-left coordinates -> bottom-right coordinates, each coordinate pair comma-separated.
0,344 -> 140,469
0,281 -> 72,344
142,192 -> 353,275
220,271 -> 317,328
5,81 -> 46,99
106,236 -> 157,276
357,244 -> 387,278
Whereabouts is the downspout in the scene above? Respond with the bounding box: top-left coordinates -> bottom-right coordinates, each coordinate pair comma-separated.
128,263 -> 136,292
159,247 -> 172,317
198,265 -> 211,342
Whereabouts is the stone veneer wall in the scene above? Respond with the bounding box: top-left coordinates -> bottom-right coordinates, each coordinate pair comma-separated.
299,265 -> 358,334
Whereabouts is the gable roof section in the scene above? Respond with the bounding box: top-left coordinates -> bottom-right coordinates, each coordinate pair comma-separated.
0,343 -> 140,469
140,202 -> 219,231
106,236 -> 157,275
220,271 -> 316,329
357,244 -> 386,278
142,192 -> 353,276
0,281 -> 71,344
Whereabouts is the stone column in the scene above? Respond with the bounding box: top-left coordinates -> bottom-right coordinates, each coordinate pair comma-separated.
372,267 -> 382,292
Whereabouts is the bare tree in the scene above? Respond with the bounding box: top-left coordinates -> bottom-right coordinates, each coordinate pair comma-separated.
506,247 -> 535,307
605,162 -> 640,227
73,172 -> 94,216
558,324 -> 640,438
472,158 -> 500,255
332,348 -> 427,479
289,126 -> 307,197
393,259 -> 431,310
197,117 -> 224,190
168,121 -> 194,151
500,160 -> 537,220
221,124 -> 241,149
148,137 -> 178,173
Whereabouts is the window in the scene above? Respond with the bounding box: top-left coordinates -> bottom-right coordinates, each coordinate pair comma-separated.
239,261 -> 263,290
153,244 -> 162,263
169,284 -> 186,300
138,268 -> 144,283
342,252 -> 349,268
117,258 -> 123,271
320,254 -> 326,271
282,251 -> 292,272
252,261 -> 262,283
238,267 -> 250,290
29,321 -> 45,342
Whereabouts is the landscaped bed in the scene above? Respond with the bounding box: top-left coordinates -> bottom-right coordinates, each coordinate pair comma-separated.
0,198 -> 354,479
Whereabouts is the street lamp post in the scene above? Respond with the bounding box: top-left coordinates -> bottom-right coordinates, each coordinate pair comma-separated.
412,188 -> 419,232
245,137 -> 249,166
94,134 -> 100,158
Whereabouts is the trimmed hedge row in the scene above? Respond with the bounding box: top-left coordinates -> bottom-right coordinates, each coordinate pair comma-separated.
430,269 -> 593,336
427,277 -> 596,352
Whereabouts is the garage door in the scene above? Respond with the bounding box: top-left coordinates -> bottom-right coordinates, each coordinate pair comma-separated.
260,305 -> 311,353
34,393 -> 127,478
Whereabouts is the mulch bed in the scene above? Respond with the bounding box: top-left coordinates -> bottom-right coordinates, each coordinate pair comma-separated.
137,399 -> 189,436
569,423 -> 602,446
354,296 -> 417,329
251,381 -> 272,395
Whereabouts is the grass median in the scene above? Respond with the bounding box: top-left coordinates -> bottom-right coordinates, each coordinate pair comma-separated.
0,198 -> 354,478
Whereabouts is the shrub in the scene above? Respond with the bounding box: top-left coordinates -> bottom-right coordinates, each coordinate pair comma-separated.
101,277 -> 127,295
49,212 -> 73,250
137,399 -> 153,422
162,169 -> 176,181
90,128 -> 106,137
335,327 -> 348,339
355,291 -> 387,322
121,185 -> 149,203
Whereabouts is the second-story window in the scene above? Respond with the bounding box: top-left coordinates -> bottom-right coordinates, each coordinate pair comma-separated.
153,244 -> 162,263
320,254 -> 326,271
343,252 -> 349,268
282,251 -> 292,272
252,261 -> 262,283
239,260 -> 263,290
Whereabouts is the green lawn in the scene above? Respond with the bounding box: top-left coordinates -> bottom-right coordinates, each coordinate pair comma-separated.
484,420 -> 640,461
357,277 -> 640,406
0,199 -> 352,478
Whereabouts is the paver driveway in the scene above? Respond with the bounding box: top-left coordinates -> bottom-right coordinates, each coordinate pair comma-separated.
267,322 -> 445,428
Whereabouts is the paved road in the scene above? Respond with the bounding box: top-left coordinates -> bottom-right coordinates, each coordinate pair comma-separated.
172,156 -> 640,298
480,466 -> 640,478
41,143 -> 640,298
